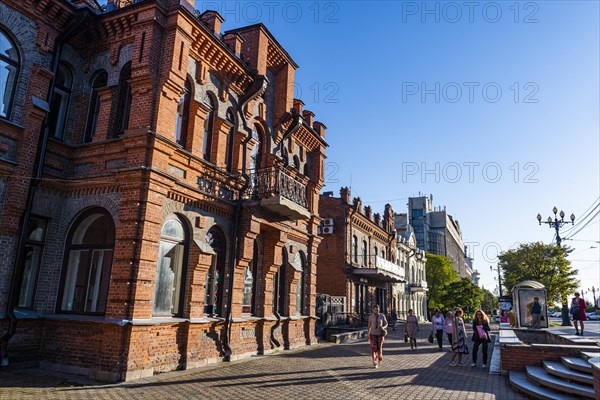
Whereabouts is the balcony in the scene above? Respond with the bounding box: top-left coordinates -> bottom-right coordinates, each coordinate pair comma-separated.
409,280 -> 429,292
245,166 -> 310,220
353,256 -> 405,282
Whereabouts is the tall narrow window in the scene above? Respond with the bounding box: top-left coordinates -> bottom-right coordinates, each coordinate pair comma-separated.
352,236 -> 358,263
202,94 -> 215,161
303,152 -> 311,178
225,108 -> 236,172
242,240 -> 258,314
205,226 -> 226,316
296,252 -> 308,315
153,216 -> 188,316
362,240 -> 368,266
84,70 -> 108,143
18,217 -> 48,308
58,209 -> 115,314
174,79 -> 191,146
273,248 -> 287,316
49,63 -> 73,139
374,246 -> 378,258
0,30 -> 20,119
249,124 -> 262,171
114,62 -> 132,136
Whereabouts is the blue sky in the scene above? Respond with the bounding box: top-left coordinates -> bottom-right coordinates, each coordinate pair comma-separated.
101,1 -> 599,300
204,0 -> 600,297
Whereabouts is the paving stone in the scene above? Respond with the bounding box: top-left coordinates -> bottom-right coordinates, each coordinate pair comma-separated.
0,330 -> 525,400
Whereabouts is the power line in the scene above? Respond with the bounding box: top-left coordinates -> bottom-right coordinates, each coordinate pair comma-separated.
565,209 -> 600,239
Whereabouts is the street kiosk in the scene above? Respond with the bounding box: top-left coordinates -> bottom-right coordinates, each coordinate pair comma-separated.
512,280 -> 548,329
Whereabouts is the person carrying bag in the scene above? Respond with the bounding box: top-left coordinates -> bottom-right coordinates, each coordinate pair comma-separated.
471,310 -> 491,368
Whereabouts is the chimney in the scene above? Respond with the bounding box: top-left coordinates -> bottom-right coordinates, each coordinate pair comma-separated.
293,98 -> 304,115
313,121 -> 326,139
223,33 -> 244,57
200,11 -> 224,36
340,187 -> 351,204
302,109 -> 314,127
353,197 -> 363,213
364,206 -> 372,221
374,213 -> 381,225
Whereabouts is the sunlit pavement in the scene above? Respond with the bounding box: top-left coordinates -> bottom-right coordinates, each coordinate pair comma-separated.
0,327 -> 524,400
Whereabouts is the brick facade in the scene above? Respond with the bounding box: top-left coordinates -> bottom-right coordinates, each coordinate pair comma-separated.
316,188 -> 400,322
0,0 -> 325,382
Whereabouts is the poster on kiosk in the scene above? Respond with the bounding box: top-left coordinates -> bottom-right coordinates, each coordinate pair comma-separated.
513,281 -> 548,329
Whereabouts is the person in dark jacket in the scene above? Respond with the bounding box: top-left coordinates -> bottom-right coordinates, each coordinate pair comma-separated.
471,309 -> 491,368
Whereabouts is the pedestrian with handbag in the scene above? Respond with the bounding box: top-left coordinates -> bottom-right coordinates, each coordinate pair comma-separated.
431,309 -> 445,350
570,292 -> 587,335
368,305 -> 387,368
471,309 -> 491,368
405,308 -> 419,350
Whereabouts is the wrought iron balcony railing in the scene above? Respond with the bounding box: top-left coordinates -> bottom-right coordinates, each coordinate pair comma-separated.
245,166 -> 308,209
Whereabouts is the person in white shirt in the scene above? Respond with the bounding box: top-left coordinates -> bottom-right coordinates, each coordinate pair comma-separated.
431,309 -> 445,350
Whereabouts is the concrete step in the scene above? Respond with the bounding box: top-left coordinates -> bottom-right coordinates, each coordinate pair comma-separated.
526,366 -> 595,399
580,351 -> 600,361
509,371 -> 580,400
560,356 -> 592,374
543,360 -> 593,385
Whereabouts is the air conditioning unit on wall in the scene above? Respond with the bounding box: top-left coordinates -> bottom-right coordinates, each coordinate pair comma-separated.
322,218 -> 334,226
321,226 -> 333,235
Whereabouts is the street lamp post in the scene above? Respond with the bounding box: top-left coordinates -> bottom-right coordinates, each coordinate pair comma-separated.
536,206 -> 575,326
490,265 -> 503,297
589,286 -> 597,307
536,207 -> 575,247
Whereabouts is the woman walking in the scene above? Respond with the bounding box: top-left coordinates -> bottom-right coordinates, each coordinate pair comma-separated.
449,308 -> 468,366
431,309 -> 445,350
368,305 -> 387,368
471,309 -> 491,368
570,292 -> 587,335
444,311 -> 454,346
405,309 -> 419,350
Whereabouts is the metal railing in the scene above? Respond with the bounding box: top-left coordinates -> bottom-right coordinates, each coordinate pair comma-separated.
374,256 -> 405,280
245,166 -> 308,208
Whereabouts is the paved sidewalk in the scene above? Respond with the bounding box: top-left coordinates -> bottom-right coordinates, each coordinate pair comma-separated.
0,328 -> 524,400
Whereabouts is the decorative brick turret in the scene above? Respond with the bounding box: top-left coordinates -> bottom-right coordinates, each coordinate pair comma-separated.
200,10 -> 224,36
340,187 -> 351,204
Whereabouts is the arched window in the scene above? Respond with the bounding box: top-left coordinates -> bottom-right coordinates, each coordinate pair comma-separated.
303,152 -> 311,178
49,62 -> 73,139
273,247 -> 288,316
362,240 -> 368,266
153,216 -> 188,316
296,252 -> 308,315
0,30 -> 20,119
202,94 -> 215,161
113,62 -> 132,137
84,70 -> 108,143
174,79 -> 192,147
293,155 -> 300,170
58,209 -> 115,314
18,217 -> 48,308
250,124 -> 263,171
205,226 -> 226,316
374,246 -> 378,258
225,108 -> 236,172
352,236 -> 358,263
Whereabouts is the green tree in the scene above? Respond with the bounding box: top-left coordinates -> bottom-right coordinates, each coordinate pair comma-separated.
498,242 -> 578,326
441,277 -> 484,319
481,288 -> 497,315
425,253 -> 459,312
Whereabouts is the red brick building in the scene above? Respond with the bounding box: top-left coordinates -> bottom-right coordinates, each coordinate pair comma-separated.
316,188 -> 404,323
0,0 -> 327,381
